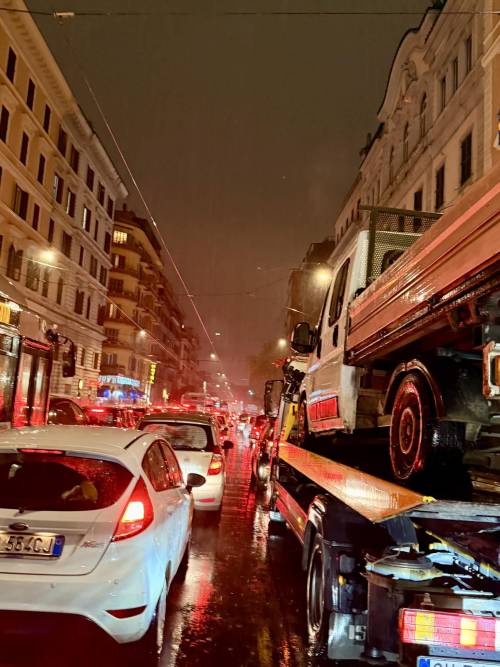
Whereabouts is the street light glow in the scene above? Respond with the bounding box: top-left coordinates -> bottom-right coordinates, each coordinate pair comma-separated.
314,267 -> 332,286
278,338 -> 287,348
210,353 -> 217,360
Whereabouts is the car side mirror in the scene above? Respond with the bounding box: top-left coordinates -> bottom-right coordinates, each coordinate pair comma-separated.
290,321 -> 315,354
186,472 -> 206,492
223,440 -> 234,450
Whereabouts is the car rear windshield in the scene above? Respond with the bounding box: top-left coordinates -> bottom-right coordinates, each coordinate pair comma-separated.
84,408 -> 115,425
0,453 -> 132,511
141,422 -> 215,452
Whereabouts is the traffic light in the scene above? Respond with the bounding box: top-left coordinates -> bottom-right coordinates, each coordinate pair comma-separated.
62,341 -> 76,377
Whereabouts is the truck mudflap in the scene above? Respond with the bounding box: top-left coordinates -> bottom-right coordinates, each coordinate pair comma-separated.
278,442 -> 432,523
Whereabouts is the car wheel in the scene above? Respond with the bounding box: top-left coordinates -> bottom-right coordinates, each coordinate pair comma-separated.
256,452 -> 271,486
136,579 -> 167,664
306,533 -> 329,657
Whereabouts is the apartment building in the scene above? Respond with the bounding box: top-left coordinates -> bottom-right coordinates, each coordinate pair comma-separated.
100,208 -> 187,404
0,0 -> 127,400
334,0 -> 500,241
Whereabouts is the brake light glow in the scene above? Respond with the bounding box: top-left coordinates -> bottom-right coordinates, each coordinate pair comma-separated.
90,408 -> 105,413
106,605 -> 146,618
207,454 -> 223,476
19,449 -> 64,455
400,609 -> 500,651
112,477 -> 154,541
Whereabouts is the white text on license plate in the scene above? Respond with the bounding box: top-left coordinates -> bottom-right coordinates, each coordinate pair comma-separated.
418,657 -> 500,667
0,533 -> 64,557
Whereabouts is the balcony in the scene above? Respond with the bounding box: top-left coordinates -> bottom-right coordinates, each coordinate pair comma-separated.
102,337 -> 133,350
111,264 -> 139,279
108,289 -> 137,302
100,363 -> 127,375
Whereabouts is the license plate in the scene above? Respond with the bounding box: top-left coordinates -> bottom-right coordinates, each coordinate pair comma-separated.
0,533 -> 64,558
418,657 -> 500,667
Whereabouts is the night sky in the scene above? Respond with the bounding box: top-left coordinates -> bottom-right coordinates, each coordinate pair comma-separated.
27,0 -> 429,389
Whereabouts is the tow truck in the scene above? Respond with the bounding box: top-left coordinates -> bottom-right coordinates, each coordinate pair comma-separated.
263,163 -> 500,665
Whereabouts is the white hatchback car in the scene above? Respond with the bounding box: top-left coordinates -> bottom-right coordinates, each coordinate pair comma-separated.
0,426 -> 204,658
138,411 -> 233,511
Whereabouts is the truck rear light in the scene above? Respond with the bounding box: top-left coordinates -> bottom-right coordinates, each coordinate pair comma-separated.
207,454 -> 223,476
400,609 -> 500,651
112,477 -> 154,541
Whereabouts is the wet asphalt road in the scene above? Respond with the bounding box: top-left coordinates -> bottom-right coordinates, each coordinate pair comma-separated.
0,435 -> 324,667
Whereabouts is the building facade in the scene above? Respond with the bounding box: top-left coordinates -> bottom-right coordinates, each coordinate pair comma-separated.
101,208 -> 189,404
334,0 -> 500,242
285,237 -> 335,336
0,0 -> 127,401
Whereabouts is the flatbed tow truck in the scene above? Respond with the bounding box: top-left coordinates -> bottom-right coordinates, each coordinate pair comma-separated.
264,163 -> 500,665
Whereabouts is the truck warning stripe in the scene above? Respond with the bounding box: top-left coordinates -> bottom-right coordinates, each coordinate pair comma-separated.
278,442 -> 431,523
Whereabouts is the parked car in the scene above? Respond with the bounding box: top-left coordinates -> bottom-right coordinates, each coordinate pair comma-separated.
250,421 -> 275,486
138,411 -> 233,511
249,414 -> 269,444
47,396 -> 88,425
0,426 -> 204,659
82,406 -> 136,428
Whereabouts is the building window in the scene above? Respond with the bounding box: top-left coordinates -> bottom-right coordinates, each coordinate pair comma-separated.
99,266 -> 108,286
32,203 -> 40,231
104,232 -> 111,254
113,230 -> 128,244
93,352 -> 99,370
19,132 -> 29,165
104,328 -> 119,342
74,290 -> 85,315
90,256 -> 98,278
80,348 -> 86,367
26,79 -> 35,110
53,173 -> 64,204
97,182 -> 105,206
413,189 -> 423,211
460,132 -> 472,186
419,94 -> 427,139
25,258 -> 40,291
106,196 -> 114,219
82,206 -> 92,232
37,154 -> 46,184
112,253 -> 125,269
389,146 -> 394,183
48,218 -> 55,244
465,35 -> 472,75
435,164 -> 445,210
109,278 -> 123,292
97,305 -> 106,325
61,231 -> 72,258
13,185 -> 29,220
78,245 -> 84,266
86,296 -> 91,319
56,276 -> 64,304
6,48 -> 16,83
440,76 -> 446,112
86,166 -> 95,191
452,57 -> 459,93
6,245 -> 22,281
0,106 -> 9,142
57,127 -> 67,156
99,266 -> 108,287
69,146 -> 80,173
41,268 -> 50,297
65,189 -> 76,218
403,123 -> 409,162
43,105 -> 51,133
94,219 -> 99,242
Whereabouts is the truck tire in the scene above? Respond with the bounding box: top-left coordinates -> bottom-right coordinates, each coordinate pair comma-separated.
306,533 -> 329,657
390,373 -> 433,481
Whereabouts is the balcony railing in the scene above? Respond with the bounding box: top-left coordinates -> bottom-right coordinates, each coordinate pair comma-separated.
100,363 -> 127,375
108,289 -> 137,301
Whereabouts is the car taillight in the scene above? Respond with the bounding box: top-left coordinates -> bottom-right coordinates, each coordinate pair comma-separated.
207,454 -> 223,476
400,609 -> 500,651
112,477 -> 154,541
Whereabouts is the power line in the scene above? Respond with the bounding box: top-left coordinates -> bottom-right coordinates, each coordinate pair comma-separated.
2,6 -> 499,17
49,21 -> 234,396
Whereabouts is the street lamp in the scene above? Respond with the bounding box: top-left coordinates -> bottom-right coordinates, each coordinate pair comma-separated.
278,338 -> 288,349
314,267 -> 332,286
210,353 -> 217,360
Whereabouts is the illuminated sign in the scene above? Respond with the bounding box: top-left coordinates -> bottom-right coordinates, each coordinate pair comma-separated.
0,303 -> 11,326
148,363 -> 157,384
98,375 -> 140,388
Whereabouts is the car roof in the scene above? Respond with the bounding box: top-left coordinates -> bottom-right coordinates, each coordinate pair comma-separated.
0,426 -> 146,456
141,411 -> 215,425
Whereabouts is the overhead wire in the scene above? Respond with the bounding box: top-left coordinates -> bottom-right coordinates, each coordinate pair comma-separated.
46,16 -> 236,398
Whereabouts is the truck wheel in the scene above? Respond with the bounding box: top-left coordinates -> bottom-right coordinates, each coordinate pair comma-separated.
390,373 -> 433,481
306,533 -> 329,656
256,452 -> 271,486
